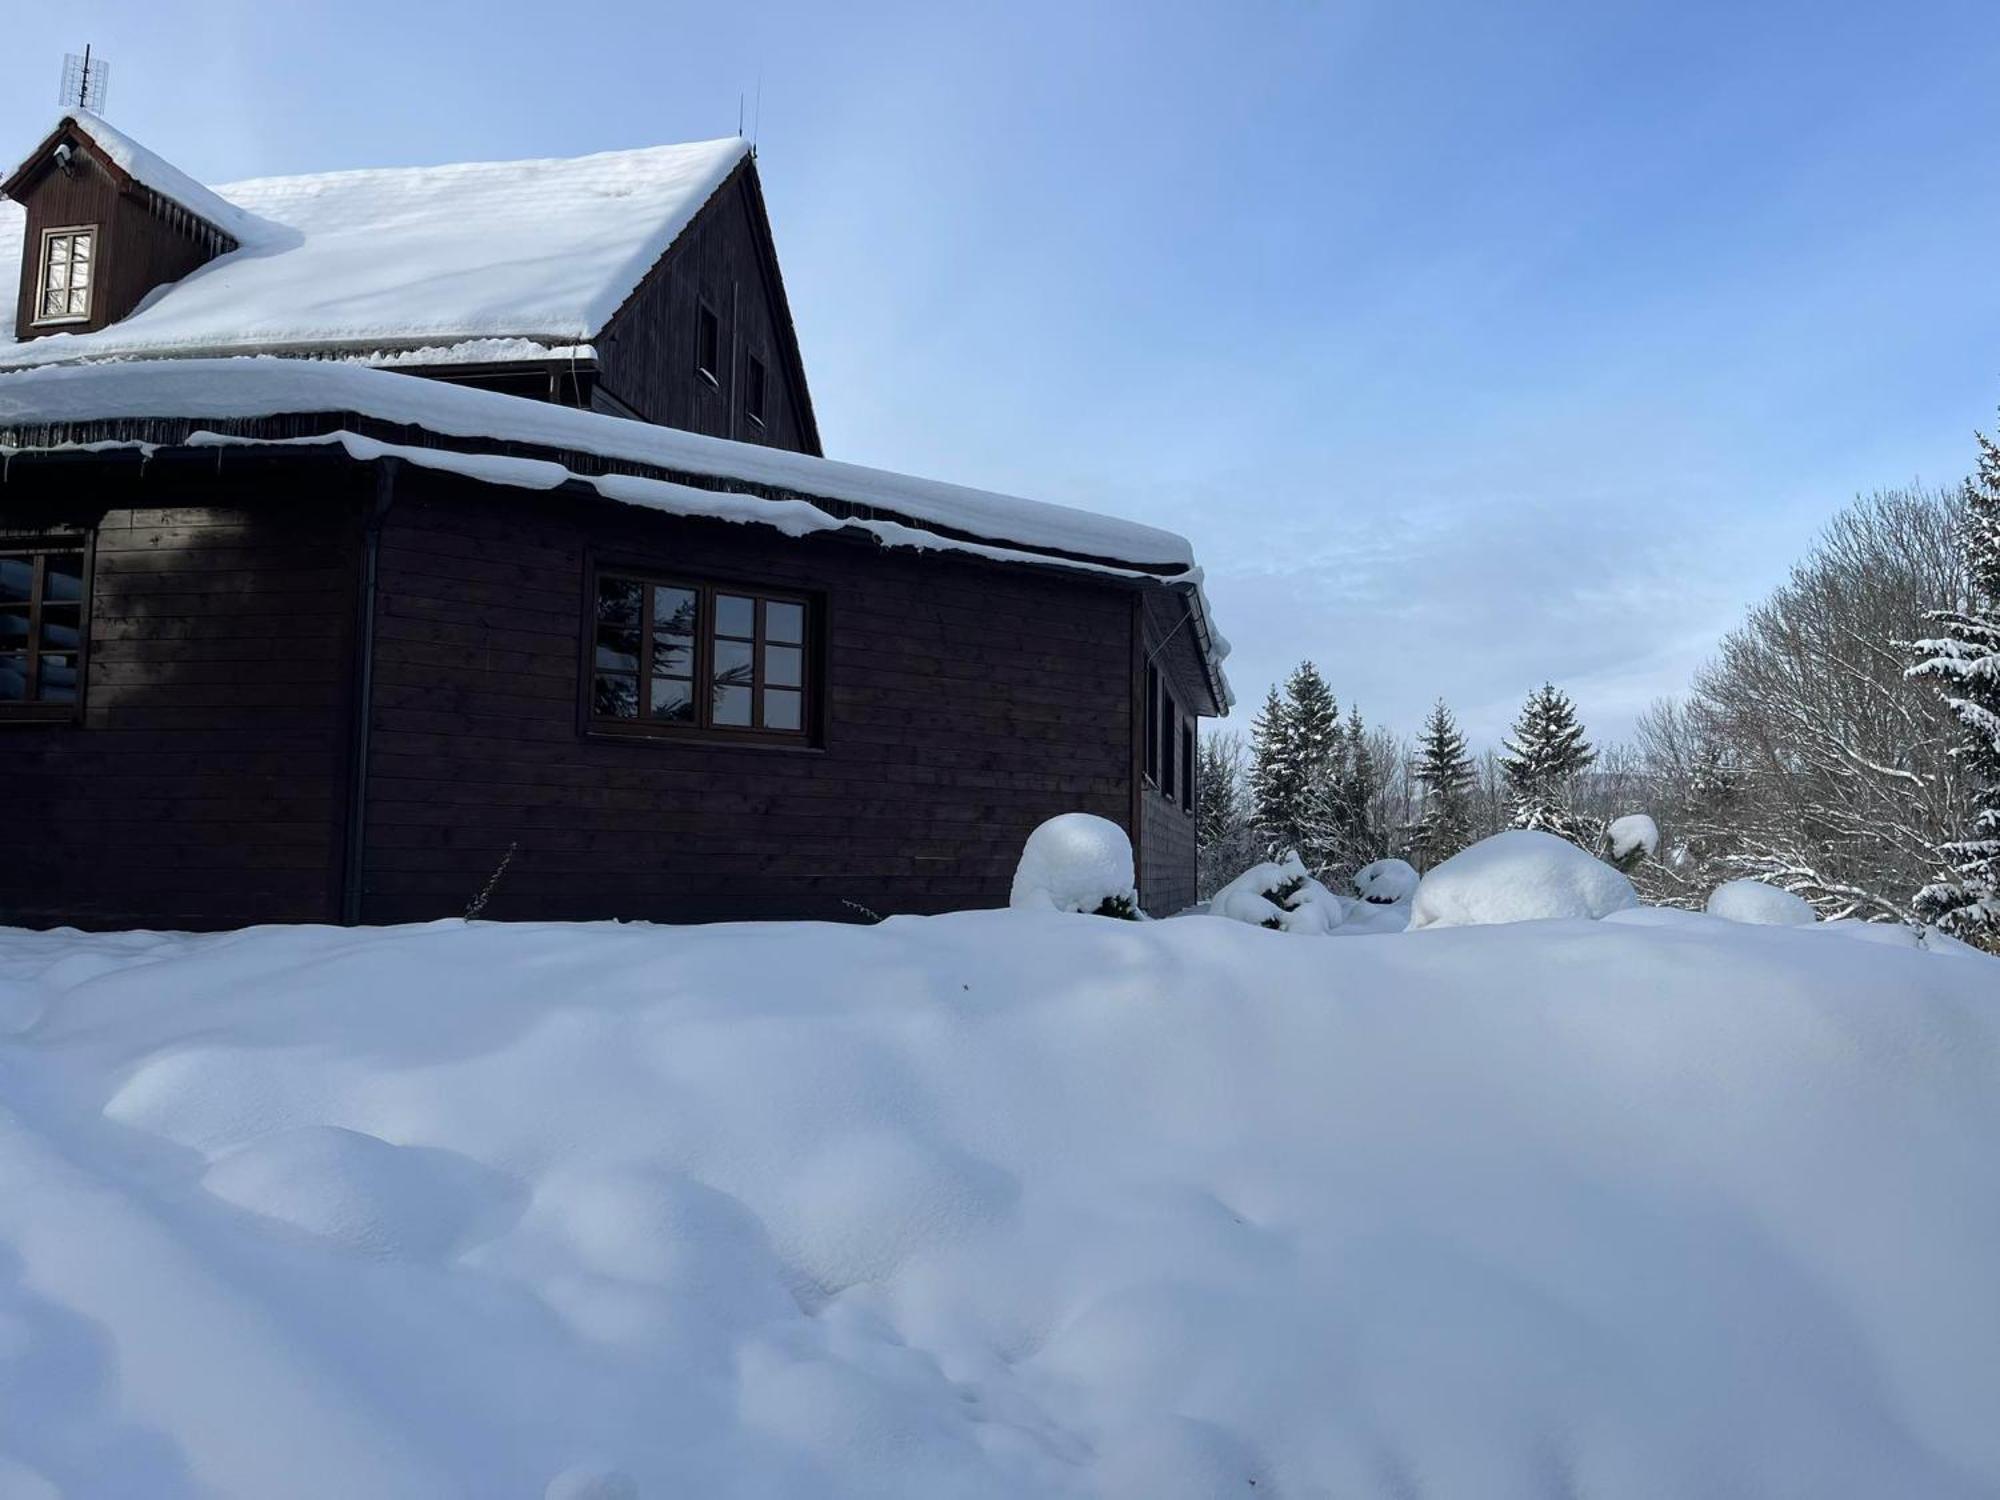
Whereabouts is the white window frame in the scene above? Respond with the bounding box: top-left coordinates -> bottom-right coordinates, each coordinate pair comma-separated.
34,224 -> 98,327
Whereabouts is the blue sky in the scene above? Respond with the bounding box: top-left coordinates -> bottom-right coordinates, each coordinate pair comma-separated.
8,0 -> 1998,746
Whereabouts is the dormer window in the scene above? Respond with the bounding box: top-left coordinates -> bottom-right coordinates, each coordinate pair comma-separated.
36,226 -> 96,325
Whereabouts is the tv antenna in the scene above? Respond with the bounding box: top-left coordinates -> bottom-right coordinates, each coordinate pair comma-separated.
59,45 -> 111,114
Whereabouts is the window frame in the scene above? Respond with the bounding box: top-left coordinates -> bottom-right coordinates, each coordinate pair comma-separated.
1180,719 -> 1195,815
1143,664 -> 1160,787
582,561 -> 819,749
744,351 -> 768,428
0,531 -> 92,726
33,224 -> 98,327
1159,687 -> 1178,802
695,300 -> 721,388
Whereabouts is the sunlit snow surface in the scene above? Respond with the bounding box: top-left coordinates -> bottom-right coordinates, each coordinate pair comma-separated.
0,911 -> 1994,1498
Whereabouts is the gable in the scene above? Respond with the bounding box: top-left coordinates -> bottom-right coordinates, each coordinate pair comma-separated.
594,159 -> 821,456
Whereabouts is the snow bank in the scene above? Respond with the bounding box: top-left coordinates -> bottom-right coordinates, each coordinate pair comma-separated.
0,913 -> 1994,1497
1210,852 -> 1347,933
1708,878 -> 1818,927
1009,813 -> 1138,915
1409,829 -> 1639,929
1352,857 -> 1419,905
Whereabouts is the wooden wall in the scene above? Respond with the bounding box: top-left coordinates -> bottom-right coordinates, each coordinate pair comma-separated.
10,136 -> 219,339
0,470 -> 361,929
1136,590 -> 1207,914
593,167 -> 817,455
356,468 -> 1147,922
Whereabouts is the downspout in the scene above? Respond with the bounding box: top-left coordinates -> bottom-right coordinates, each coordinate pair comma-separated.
341,458 -> 398,925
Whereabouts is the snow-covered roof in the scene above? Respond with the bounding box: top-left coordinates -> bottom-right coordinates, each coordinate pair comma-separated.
0,357 -> 1231,701
0,123 -> 750,367
4,111 -> 268,250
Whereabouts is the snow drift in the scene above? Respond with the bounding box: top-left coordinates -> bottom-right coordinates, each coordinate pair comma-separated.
0,912 -> 1995,1498
1410,829 -> 1639,928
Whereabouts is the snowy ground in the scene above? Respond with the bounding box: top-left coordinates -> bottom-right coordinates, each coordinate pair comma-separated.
0,911 -> 1995,1499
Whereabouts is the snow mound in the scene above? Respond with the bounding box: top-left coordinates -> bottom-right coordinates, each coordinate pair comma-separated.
202,1125 -> 523,1259
1353,857 -> 1419,905
1010,813 -> 1139,915
0,914 -> 1994,1495
1409,829 -> 1639,929
1210,852 -> 1346,933
1606,813 -> 1660,862
1708,878 -> 1818,927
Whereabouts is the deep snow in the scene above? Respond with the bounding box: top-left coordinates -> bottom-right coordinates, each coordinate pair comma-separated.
0,911 -> 1995,1498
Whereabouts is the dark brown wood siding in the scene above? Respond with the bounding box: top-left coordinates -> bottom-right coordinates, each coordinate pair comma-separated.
1136,590 -> 1209,914
594,168 -> 817,455
357,468 -> 1141,923
0,470 -> 361,929
10,139 -> 220,339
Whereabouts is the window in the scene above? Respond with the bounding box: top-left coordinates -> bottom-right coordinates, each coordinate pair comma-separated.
1181,721 -> 1195,814
1,536 -> 88,721
1160,688 -> 1178,802
696,302 -> 720,385
35,226 -> 96,325
590,569 -> 812,741
1143,665 -> 1160,785
744,352 -> 767,427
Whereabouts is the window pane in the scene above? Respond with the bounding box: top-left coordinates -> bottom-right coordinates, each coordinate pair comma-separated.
765,600 -> 804,644
47,261 -> 68,291
713,684 -> 752,726
649,677 -> 694,723
593,673 -> 639,719
48,238 -> 71,267
0,654 -> 26,702
39,608 -> 80,653
764,644 -> 801,688
652,635 -> 694,677
714,594 -> 754,638
70,234 -> 90,262
70,259 -> 90,288
652,585 -> 697,638
42,291 -> 65,319
37,654 -> 77,703
594,623 -> 640,672
43,554 -> 83,602
596,576 -> 642,627
713,638 -> 753,686
67,288 -> 88,316
0,558 -> 30,604
763,688 -> 802,732
0,609 -> 27,647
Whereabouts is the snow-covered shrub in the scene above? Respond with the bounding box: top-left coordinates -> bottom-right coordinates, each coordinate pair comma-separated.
1707,878 -> 1817,927
1602,814 -> 1660,875
1210,851 -> 1346,934
1408,829 -> 1639,929
1010,813 -> 1141,918
1353,858 -> 1419,905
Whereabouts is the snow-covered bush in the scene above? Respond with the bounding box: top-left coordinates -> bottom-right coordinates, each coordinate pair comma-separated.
1210,851 -> 1346,934
1009,813 -> 1141,918
1707,878 -> 1817,927
1602,813 -> 1660,874
1353,857 -> 1419,905
1409,829 -> 1639,929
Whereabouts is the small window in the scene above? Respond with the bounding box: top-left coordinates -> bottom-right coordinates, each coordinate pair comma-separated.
35,226 -> 96,325
1180,721 -> 1195,814
1160,689 -> 1178,802
1,536 -> 89,722
590,568 -> 812,742
744,353 -> 767,427
696,302 -> 720,385
1143,665 -> 1160,785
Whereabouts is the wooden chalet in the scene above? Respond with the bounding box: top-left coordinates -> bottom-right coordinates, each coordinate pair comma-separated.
0,110 -> 1228,930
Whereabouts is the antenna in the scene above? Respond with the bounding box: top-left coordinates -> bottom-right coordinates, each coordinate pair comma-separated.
58,45 -> 111,114
738,93 -> 745,138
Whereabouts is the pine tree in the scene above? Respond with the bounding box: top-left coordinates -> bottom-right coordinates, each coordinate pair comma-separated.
1410,698 -> 1478,869
1248,685 -> 1298,859
1909,430 -> 2000,949
1336,704 -> 1380,870
1248,663 -> 1345,872
1501,684 -> 1596,845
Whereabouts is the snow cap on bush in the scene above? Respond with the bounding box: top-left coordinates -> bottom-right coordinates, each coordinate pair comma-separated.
1010,812 -> 1141,917
1409,829 -> 1639,929
1353,858 -> 1420,905
1604,814 -> 1660,873
1707,878 -> 1818,927
1211,852 -> 1346,934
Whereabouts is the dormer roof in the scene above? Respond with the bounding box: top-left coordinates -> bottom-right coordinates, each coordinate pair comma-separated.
1,124 -> 753,368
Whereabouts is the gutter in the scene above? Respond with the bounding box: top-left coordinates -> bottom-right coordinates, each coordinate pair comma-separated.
341,458 -> 398,925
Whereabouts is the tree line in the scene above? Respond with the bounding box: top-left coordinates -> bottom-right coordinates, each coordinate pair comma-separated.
1198,435 -> 2000,953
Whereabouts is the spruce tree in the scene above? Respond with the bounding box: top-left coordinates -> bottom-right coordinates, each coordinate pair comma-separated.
1909,430 -> 2000,948
1248,685 -> 1298,859
1410,698 -> 1477,868
1336,704 -> 1380,869
1283,662 -> 1345,874
1501,684 -> 1596,845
